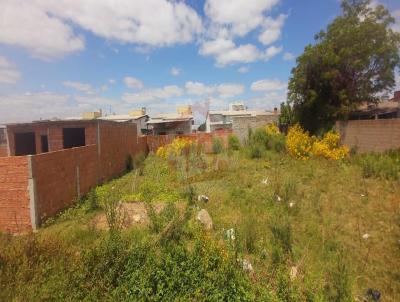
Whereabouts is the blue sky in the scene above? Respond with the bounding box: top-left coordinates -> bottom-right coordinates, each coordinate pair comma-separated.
0,0 -> 399,124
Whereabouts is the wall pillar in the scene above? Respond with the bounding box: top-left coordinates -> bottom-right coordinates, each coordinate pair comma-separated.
27,155 -> 39,230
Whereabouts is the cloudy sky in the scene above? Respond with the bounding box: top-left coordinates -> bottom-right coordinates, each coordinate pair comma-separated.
0,0 -> 399,124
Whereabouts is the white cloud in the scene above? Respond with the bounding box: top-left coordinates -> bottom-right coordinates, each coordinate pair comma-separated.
204,0 -> 280,36
259,14 -> 287,45
200,38 -> 281,66
0,56 -> 21,84
0,1 -> 84,60
170,67 -> 181,76
124,76 -> 144,89
283,52 -> 295,61
74,95 -> 118,106
185,81 -> 215,95
62,81 -> 95,95
0,92 -> 72,123
38,0 -> 203,47
0,90 -> 123,123
122,85 -> 183,103
109,79 -> 116,84
238,66 -> 250,73
201,0 -> 285,66
0,0 -> 203,60
265,46 -> 283,60
251,78 -> 287,92
217,83 -> 244,98
247,91 -> 286,109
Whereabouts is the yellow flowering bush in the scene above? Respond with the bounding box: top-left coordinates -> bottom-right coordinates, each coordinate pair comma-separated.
312,131 -> 349,160
265,123 -> 280,136
286,124 -> 314,160
286,124 -> 349,160
156,137 -> 195,158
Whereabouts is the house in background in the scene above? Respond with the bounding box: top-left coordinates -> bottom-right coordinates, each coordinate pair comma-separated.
206,102 -> 279,142
349,91 -> 400,120
100,108 -> 149,136
147,105 -> 194,135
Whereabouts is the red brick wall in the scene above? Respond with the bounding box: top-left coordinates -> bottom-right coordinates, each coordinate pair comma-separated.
7,121 -> 97,155
0,145 -> 8,157
336,119 -> 400,153
98,122 -> 137,181
0,156 -> 31,233
1,121 -> 149,232
147,134 -> 175,153
32,145 -> 98,222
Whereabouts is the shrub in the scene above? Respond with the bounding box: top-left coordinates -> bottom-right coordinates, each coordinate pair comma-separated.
357,150 -> 400,180
286,124 -> 348,160
212,137 -> 224,154
249,128 -> 268,146
286,124 -> 314,160
125,154 -> 133,171
156,138 -> 195,159
265,123 -> 280,136
267,133 -> 286,153
312,131 -> 349,160
228,134 -> 241,151
248,143 -> 264,159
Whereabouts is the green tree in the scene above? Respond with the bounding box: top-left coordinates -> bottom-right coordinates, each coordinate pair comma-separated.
288,0 -> 400,134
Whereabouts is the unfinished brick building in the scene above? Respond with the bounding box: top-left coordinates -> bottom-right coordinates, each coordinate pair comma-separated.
0,119 -> 148,233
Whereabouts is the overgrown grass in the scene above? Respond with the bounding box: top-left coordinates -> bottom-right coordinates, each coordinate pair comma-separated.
1,147 -> 399,301
355,149 -> 400,181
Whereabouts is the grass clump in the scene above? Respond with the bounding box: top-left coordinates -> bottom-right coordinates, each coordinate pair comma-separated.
212,136 -> 224,154
356,150 -> 400,180
228,134 -> 241,151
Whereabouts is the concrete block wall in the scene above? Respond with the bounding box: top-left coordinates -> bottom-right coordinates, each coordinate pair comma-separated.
0,156 -> 31,233
232,115 -> 279,143
336,119 -> 400,153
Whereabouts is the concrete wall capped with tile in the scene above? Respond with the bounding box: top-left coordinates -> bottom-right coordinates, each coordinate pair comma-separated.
232,115 -> 279,143
336,119 -> 400,153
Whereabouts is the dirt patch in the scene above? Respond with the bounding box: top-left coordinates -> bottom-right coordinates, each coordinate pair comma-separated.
91,202 -> 186,230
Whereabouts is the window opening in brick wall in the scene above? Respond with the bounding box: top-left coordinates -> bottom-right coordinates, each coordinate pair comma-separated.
15,132 -> 36,155
63,128 -> 86,149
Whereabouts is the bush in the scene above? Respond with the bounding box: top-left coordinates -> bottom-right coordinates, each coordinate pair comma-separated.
266,133 -> 286,153
212,137 -> 224,154
357,150 -> 400,180
228,134 -> 241,151
286,124 -> 348,160
248,143 -> 264,159
156,138 -> 195,159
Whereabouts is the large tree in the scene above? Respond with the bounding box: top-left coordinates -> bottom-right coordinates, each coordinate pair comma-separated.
288,0 -> 400,134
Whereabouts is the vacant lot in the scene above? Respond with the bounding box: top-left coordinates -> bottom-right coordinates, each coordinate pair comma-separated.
1,143 -> 399,301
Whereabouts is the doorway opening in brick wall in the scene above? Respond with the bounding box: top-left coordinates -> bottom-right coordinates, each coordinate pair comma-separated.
15,132 -> 36,155
63,128 -> 85,149
41,135 -> 49,152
